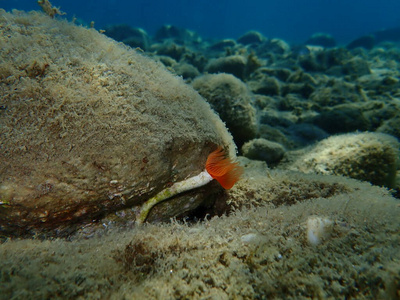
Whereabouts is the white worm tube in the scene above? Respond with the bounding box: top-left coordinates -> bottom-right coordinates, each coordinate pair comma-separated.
136,170 -> 213,225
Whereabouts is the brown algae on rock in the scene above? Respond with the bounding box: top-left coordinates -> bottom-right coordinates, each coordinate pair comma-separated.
0,164 -> 399,299
0,10 -> 235,237
283,132 -> 399,188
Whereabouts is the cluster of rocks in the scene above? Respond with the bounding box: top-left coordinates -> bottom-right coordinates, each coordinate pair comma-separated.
1,12 -> 399,298
106,24 -> 400,192
1,11 -> 399,238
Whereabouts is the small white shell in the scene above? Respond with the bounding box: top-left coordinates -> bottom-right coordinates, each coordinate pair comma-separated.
306,216 -> 333,246
240,233 -> 258,243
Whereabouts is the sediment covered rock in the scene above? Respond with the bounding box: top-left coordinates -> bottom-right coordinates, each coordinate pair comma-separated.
0,10 -> 235,237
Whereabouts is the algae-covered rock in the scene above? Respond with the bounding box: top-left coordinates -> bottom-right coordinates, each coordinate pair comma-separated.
154,24 -> 201,44
283,132 -> 399,188
0,10 -> 235,237
309,79 -> 367,106
299,48 -> 352,72
241,138 -> 285,166
237,30 -> 266,45
377,115 -> 400,139
343,57 -> 371,77
103,24 -> 150,51
262,38 -> 291,55
205,55 -> 247,79
312,103 -> 371,134
208,39 -> 237,51
192,73 -> 257,147
247,74 -> 281,96
1,158 -> 399,299
305,32 -> 336,48
153,42 -> 187,60
172,62 -> 200,80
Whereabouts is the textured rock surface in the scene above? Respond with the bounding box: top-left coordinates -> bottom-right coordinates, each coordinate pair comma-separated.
192,73 -> 257,147
1,158 -> 399,299
205,55 -> 247,79
281,132 -> 399,188
0,10 -> 235,237
241,138 -> 285,166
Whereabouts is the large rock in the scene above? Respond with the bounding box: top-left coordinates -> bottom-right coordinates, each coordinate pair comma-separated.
192,73 -> 258,147
205,55 -> 247,79
0,10 -> 235,237
103,24 -> 150,51
241,138 -> 285,166
282,132 -> 399,188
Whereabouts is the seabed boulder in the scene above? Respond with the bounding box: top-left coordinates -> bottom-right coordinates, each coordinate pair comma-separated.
0,10 -> 235,237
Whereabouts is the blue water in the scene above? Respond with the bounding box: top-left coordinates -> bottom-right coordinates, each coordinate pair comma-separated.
1,0 -> 400,44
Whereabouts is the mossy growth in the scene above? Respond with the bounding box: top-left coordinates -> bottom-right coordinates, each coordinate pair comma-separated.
37,0 -> 65,18
0,166 -> 399,299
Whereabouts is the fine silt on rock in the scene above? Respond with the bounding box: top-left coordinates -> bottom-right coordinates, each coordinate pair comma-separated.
0,10 -> 236,237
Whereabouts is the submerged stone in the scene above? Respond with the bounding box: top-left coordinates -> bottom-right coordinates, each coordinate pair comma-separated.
0,10 -> 235,237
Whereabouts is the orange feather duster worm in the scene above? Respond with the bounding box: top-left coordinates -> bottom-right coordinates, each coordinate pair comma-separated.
205,147 -> 243,189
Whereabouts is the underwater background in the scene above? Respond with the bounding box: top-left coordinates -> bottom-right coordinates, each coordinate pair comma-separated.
1,1 -> 400,299
2,0 -> 400,43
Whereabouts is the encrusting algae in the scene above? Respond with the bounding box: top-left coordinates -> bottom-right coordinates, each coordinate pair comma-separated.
0,9 -> 236,237
37,0 -> 65,18
136,147 -> 243,224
